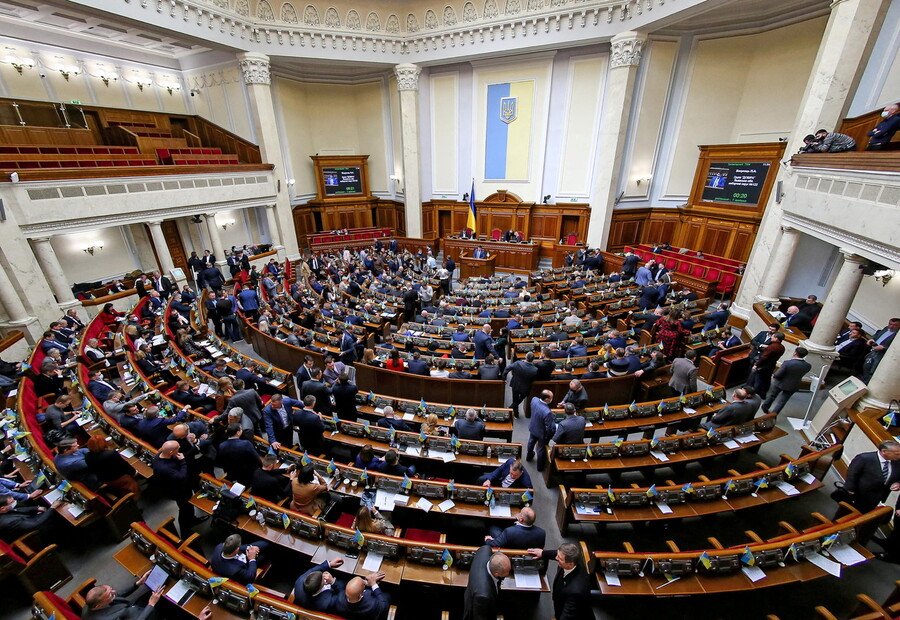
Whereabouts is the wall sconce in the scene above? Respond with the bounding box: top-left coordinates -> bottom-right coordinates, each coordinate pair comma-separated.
135,79 -> 152,91
635,175 -> 652,185
3,54 -> 35,75
82,241 -> 104,256
58,65 -> 80,81
99,72 -> 117,87
287,178 -> 295,187
162,82 -> 181,95
874,269 -> 894,286
220,218 -> 235,230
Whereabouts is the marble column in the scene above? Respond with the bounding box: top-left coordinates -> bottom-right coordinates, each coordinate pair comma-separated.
237,52 -> 300,258
587,31 -> 647,250
264,204 -> 284,253
0,263 -> 33,325
147,220 -> 176,275
859,338 -> 900,409
756,226 -> 802,303
30,237 -> 77,306
205,213 -> 227,265
394,63 -> 423,238
733,0 -> 889,315
805,249 -> 867,351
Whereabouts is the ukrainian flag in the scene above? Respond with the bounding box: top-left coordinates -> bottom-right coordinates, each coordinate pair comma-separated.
467,180 -> 477,234
484,81 -> 534,180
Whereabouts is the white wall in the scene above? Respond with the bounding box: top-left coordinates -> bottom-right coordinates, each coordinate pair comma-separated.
49,227 -> 137,285
779,233 -> 840,300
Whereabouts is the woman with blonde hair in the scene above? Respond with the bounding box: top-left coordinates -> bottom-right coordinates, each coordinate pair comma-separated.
421,413 -> 441,436
355,504 -> 395,536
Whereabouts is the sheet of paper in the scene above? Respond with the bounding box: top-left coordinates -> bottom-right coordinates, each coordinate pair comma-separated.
230,482 -> 247,496
267,379 -> 282,387
362,552 -> 384,572
735,433 -> 759,444
497,457 -> 507,464
439,452 -> 456,463
76,417 -> 91,426
165,580 -> 193,605
650,450 -> 669,462
145,565 -> 169,591
741,565 -> 767,582
775,481 -> 800,496
43,489 -> 62,504
120,448 -> 136,459
604,571 -> 621,586
393,495 -> 410,506
788,417 -> 810,431
375,490 -> 396,511
374,407 -> 384,414
585,422 -> 593,428
437,499 -> 455,512
489,504 -> 512,518
801,473 -> 817,485
416,497 -> 433,512
514,572 -> 542,589
197,384 -> 211,395
406,446 -> 421,456
723,440 -> 740,449
806,552 -> 842,577
402,413 -> 415,421
827,544 -> 866,566
683,407 -> 696,414
655,501 -> 673,514
574,504 -> 596,515
67,504 -> 86,518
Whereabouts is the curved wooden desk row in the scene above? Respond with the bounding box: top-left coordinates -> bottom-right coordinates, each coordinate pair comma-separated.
544,412 -> 787,482
554,444 -> 841,532
803,579 -> 900,620
753,302 -> 808,345
190,479 -> 546,590
585,505 -> 890,596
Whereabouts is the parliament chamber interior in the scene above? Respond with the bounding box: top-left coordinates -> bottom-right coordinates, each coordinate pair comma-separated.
0,0 -> 899,618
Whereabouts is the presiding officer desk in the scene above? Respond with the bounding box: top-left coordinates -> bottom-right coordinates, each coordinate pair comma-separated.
443,237 -> 540,273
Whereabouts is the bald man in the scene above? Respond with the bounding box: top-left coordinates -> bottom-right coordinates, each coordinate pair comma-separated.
82,568 -> 178,620
332,571 -> 390,620
151,440 -> 206,537
484,506 -> 546,549
463,545 -> 511,620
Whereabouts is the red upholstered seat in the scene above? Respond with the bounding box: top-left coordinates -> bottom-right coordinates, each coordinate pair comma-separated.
41,592 -> 81,620
665,256 -> 678,270
716,272 -> 739,298
566,233 -> 577,245
404,528 -> 442,544
335,513 -> 355,529
676,261 -> 692,274
0,538 -> 26,565
706,268 -> 722,283
690,264 -> 707,278
491,229 -> 501,241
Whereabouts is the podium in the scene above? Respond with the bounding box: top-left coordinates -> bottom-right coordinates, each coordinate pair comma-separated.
459,252 -> 496,279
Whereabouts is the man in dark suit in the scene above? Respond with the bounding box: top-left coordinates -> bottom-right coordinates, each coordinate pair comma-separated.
295,395 -> 327,456
332,572 -> 390,620
301,368 -> 333,416
216,423 -> 262,485
136,406 -> 187,449
377,406 -> 412,432
477,458 -> 532,488
453,409 -> 486,440
863,317 -> 899,382
534,347 -> 557,382
81,571 -> 167,620
749,332 -> 785,398
87,370 -> 117,403
227,380 -> 265,435
702,302 -> 731,331
781,305 -> 814,333
748,323 -> 781,363
263,393 -> 303,448
295,356 -> 315,386
463,545 -> 511,620
527,543 -> 596,620
0,494 -> 60,540
294,557 -> 347,613
485,507 -> 546,549
332,373 -> 358,419
171,380 -> 216,414
700,388 -> 755,430
152,441 -> 206,537
836,329 -> 869,370
843,440 -> 900,513
527,391 -> 556,471
761,348 -> 811,413
406,351 -> 430,376
504,352 -> 538,419
473,324 -> 498,359
552,403 -> 586,444
209,534 -> 270,583
621,251 -> 640,279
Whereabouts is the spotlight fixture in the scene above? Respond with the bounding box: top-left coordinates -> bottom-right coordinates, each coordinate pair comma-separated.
542,195 -> 551,204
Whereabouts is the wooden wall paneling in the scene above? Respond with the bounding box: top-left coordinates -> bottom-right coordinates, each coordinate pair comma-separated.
0,126 -> 95,145
728,223 -> 756,261
701,224 -> 733,256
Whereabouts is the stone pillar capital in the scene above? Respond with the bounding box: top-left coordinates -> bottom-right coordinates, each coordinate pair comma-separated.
31,236 -> 51,244
838,248 -> 867,264
394,63 -> 422,91
237,52 -> 271,86
609,31 -> 647,69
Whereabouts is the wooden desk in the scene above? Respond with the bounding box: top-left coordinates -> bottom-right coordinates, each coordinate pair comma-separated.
552,243 -> 583,268
443,238 -> 540,273
458,252 -> 497,279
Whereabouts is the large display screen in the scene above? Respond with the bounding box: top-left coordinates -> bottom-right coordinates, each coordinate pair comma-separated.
323,167 -> 363,196
701,162 -> 771,206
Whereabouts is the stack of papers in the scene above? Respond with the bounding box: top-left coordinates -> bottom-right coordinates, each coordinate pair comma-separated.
362,553 -> 384,572
722,440 -> 741,450
650,450 -> 669,462
514,573 -> 541,589
604,571 -> 621,587
827,544 -> 866,566
735,433 -> 759,444
489,504 -> 512,518
415,497 -> 433,512
741,565 -> 767,582
774,481 -> 800,496
437,499 -> 455,512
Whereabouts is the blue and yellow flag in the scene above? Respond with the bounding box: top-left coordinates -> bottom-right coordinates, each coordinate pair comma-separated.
586,444 -> 593,458
698,552 -> 712,569
246,583 -> 259,598
786,543 -> 798,561
419,428 -> 428,443
657,400 -> 665,413
614,438 -> 623,448
244,496 -> 256,510
822,533 -> 839,549
442,548 -> 454,568
301,452 -> 311,466
883,412 -> 898,426
607,485 -> 616,502
402,474 -> 412,490
784,463 -> 796,478
628,401 -> 636,413
389,426 -> 396,442
603,403 -> 609,417
352,529 -> 365,547
418,398 -> 427,414
363,420 -> 371,435
485,487 -> 493,502
522,490 -> 533,503
208,576 -> 228,588
360,469 -> 369,482
682,482 -> 694,495
367,391 -> 375,404
58,480 -> 72,493
447,405 -> 456,417
650,438 -> 659,450
741,547 -> 756,566
332,412 -> 340,425
724,480 -> 736,494
326,459 -> 337,475
281,512 -> 291,529
646,485 -> 658,498
705,387 -> 715,399
467,179 -> 477,232
485,81 -> 535,182
450,435 -> 460,449
706,428 -> 716,439
33,471 -> 47,488
447,479 -> 455,492
680,393 -> 687,404
754,478 -> 769,491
